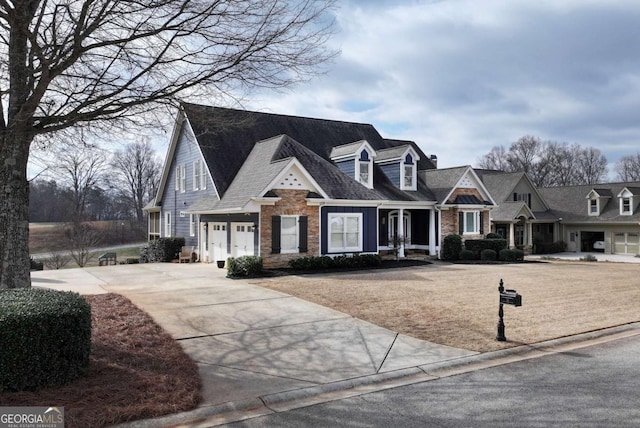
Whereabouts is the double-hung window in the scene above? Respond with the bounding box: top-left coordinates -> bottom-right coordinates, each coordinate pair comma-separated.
175,164 -> 186,193
401,154 -> 416,190
357,150 -> 373,188
281,216 -> 299,253
622,197 -> 631,214
463,211 -> 480,234
328,213 -> 362,252
193,160 -> 207,190
165,212 -> 172,237
589,198 -> 598,215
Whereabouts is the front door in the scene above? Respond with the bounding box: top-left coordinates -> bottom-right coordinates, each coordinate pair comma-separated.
231,222 -> 255,257
209,222 -> 227,262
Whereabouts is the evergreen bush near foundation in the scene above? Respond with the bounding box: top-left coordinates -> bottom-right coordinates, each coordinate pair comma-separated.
0,289 -> 91,392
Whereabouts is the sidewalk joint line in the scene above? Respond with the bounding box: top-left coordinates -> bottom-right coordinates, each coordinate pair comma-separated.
376,333 -> 398,374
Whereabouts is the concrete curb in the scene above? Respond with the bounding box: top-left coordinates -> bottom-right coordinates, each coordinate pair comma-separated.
112,321 -> 640,427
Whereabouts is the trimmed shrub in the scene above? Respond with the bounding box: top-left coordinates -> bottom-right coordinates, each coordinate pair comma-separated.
464,239 -> 508,259
485,232 -> 502,239
227,256 -> 263,278
459,249 -> 474,260
513,249 -> 525,261
29,257 -> 44,271
442,234 -> 463,261
140,237 -> 185,262
288,254 -> 382,271
0,289 -> 91,392
499,249 -> 525,262
480,249 -> 497,261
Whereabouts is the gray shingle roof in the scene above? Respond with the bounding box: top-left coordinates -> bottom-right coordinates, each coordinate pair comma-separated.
490,201 -> 531,222
475,170 -> 527,204
421,166 -> 469,203
182,103 -> 436,199
538,181 -> 640,222
329,140 -> 367,159
375,145 -> 410,162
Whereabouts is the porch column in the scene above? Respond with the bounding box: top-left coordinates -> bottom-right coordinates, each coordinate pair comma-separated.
527,222 -> 533,246
398,208 -> 405,258
509,223 -> 515,249
428,208 -> 436,256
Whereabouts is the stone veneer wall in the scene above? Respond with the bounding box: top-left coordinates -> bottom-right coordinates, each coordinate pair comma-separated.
440,188 -> 491,247
260,189 -> 319,269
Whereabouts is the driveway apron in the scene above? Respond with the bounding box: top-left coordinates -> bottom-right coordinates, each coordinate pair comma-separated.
32,263 -> 477,409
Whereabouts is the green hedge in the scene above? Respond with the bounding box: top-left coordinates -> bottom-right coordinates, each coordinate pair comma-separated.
140,237 -> 186,262
480,249 -> 497,261
442,234 -> 462,261
227,256 -> 263,278
499,249 -> 525,262
464,239 -> 508,259
288,254 -> 382,271
0,289 -> 91,392
459,249 -> 474,260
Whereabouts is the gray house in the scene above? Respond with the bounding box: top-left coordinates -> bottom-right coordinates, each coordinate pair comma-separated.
145,103 -> 495,267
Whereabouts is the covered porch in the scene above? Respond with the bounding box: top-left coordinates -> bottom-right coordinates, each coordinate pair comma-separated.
378,204 -> 438,258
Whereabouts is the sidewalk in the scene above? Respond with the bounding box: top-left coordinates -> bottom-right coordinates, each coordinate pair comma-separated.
32,264 -> 478,427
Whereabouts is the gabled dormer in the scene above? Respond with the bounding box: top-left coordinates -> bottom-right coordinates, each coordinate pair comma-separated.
330,140 -> 376,189
375,145 -> 420,191
617,187 -> 640,215
586,188 -> 612,216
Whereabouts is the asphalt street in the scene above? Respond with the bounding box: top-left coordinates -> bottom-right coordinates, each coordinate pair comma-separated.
224,335 -> 640,428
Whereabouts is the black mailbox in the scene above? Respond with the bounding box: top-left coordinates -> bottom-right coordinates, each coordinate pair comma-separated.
499,289 -> 522,307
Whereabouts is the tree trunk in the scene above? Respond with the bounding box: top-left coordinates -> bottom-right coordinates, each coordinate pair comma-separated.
0,132 -> 32,289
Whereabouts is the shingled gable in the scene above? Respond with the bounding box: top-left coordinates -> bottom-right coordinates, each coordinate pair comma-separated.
181,103 -> 436,198
421,166 -> 495,206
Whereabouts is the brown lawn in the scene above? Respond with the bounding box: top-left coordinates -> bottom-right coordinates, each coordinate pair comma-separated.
254,260 -> 640,353
0,294 -> 201,428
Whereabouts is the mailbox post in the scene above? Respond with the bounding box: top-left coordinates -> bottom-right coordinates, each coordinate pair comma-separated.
497,278 -> 522,341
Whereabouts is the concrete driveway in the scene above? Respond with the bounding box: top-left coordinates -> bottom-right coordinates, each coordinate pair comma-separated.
32,263 -> 476,415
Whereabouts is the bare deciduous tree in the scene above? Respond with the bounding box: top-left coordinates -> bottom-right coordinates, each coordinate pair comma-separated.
64,222 -> 103,268
476,137 -> 609,187
111,141 -> 162,224
615,153 -> 640,181
0,0 -> 337,289
55,148 -> 107,221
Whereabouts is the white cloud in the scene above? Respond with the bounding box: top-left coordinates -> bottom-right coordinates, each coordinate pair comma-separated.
249,0 -> 640,170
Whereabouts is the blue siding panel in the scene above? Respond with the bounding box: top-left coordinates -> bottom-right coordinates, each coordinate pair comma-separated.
380,163 -> 400,187
336,159 -> 355,179
321,206 -> 377,254
160,122 -> 218,247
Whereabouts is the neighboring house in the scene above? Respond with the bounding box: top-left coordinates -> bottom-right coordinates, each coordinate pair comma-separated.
476,169 -> 640,256
144,103 -> 495,267
538,182 -> 640,255
476,170 -> 558,252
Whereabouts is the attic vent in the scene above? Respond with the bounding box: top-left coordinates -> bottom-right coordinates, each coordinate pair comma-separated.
280,172 -> 303,188
460,176 -> 474,188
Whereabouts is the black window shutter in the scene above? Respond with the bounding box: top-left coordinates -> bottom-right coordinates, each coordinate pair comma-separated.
479,211 -> 484,234
271,216 -> 281,254
528,193 -> 532,207
513,192 -> 518,202
299,216 -> 308,253
458,212 -> 464,234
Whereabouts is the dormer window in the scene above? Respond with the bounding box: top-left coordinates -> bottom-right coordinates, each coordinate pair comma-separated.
617,188 -> 636,215
357,149 -> 373,188
589,198 -> 598,215
401,154 -> 416,191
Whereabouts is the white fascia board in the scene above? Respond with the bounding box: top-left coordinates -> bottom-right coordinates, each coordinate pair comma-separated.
378,201 -> 436,209
306,198 -> 387,207
188,207 -> 245,215
154,109 -> 186,207
260,158 -> 330,199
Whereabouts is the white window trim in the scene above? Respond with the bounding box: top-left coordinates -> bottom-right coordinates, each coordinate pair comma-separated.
355,150 -> 373,189
328,213 -> 363,253
588,198 -> 599,216
200,161 -> 207,190
180,164 -> 187,193
189,214 -> 196,236
193,161 -> 200,191
165,211 -> 172,237
620,196 -> 633,215
462,211 -> 480,235
400,157 -> 417,191
281,215 -> 299,254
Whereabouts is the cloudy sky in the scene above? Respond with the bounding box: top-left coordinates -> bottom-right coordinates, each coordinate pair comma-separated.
244,0 -> 640,173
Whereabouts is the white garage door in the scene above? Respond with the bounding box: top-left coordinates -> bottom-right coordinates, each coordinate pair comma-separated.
613,232 -> 639,255
231,222 -> 255,257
